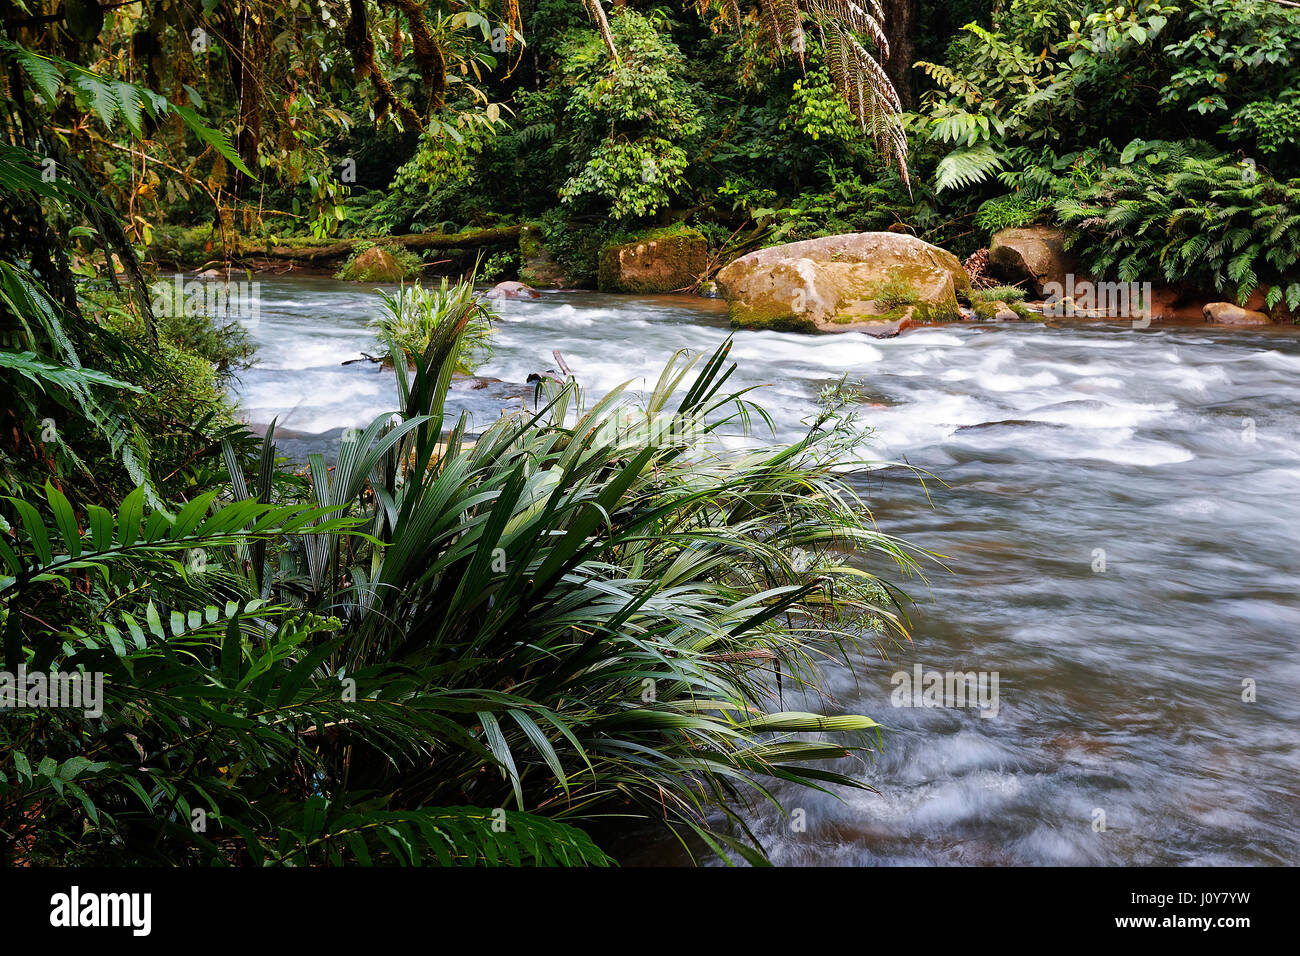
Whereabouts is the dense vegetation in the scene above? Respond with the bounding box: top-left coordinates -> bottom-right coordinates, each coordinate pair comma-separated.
2,0 -> 1297,867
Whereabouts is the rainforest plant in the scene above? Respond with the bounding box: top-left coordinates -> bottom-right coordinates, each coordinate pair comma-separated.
372,277 -> 495,374
1,289 -> 920,864
1055,139 -> 1300,311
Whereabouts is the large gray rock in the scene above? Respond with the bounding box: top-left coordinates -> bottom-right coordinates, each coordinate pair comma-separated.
989,227 -> 1073,297
715,232 -> 969,333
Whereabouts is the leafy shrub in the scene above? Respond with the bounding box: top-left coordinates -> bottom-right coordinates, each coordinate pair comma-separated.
478,250 -> 520,283
1160,0 -> 1300,173
555,10 -> 701,221
974,193 -> 1051,233
1055,139 -> 1300,309
971,285 -> 1028,304
371,278 -> 495,374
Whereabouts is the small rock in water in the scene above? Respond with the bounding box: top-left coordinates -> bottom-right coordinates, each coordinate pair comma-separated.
991,301 -> 1020,322
486,280 -> 540,299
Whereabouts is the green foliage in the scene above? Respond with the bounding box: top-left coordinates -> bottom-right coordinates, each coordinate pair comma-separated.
555,10 -> 701,221
872,270 -> 922,309
372,277 -> 495,374
478,250 -> 519,282
1228,100 -> 1300,160
5,41 -> 246,173
974,192 -> 1051,232
914,13 -> 1066,192
1,321 -> 920,865
914,1 -> 1174,192
723,162 -> 945,249
1055,139 -> 1300,310
1159,0 -> 1300,172
784,69 -> 862,144
336,242 -> 426,282
971,285 -> 1029,304
530,211 -> 620,288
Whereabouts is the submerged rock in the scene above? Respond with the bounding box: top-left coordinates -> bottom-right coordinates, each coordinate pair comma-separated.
715,232 -> 969,333
597,227 -> 707,294
989,227 -> 1074,297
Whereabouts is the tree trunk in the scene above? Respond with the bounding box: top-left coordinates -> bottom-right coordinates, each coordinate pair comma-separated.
882,0 -> 917,109
240,225 -> 524,263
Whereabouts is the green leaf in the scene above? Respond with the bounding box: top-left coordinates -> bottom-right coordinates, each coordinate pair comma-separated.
11,46 -> 63,102
46,482 -> 81,559
174,105 -> 253,177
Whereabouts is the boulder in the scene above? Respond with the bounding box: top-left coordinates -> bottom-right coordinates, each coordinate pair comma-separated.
598,227 -> 707,294
340,246 -> 407,282
715,232 -> 969,333
518,225 -> 569,288
486,280 -> 539,299
1203,302 -> 1272,326
972,300 -> 1021,322
989,227 -> 1074,297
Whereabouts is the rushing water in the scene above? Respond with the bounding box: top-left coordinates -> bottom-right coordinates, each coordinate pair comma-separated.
230,274 -> 1300,866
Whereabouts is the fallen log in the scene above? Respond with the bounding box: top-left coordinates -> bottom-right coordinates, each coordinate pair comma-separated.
243,225 -> 524,263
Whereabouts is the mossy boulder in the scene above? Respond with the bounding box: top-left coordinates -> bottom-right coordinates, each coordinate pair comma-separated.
339,246 -> 408,282
988,227 -> 1074,297
972,299 -> 1026,322
519,224 -> 569,288
597,227 -> 707,294
715,232 -> 969,333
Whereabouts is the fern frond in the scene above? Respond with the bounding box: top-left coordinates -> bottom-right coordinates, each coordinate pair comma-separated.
934,143 -> 1004,193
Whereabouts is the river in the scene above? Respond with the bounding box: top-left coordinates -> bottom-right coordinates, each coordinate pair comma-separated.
230,274 -> 1300,866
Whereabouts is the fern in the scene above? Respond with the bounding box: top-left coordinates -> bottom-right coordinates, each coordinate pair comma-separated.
935,143 -> 1006,192
1053,139 -> 1300,315
0,350 -> 142,396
